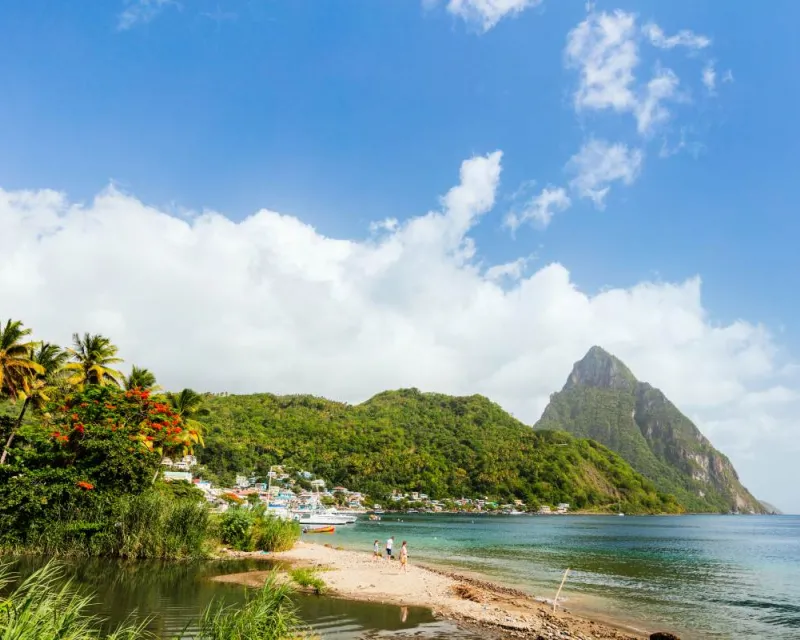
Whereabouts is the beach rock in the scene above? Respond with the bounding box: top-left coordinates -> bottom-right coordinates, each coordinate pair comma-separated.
650,634 -> 680,640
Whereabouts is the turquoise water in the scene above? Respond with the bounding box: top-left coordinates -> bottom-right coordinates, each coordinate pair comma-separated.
325,513 -> 800,639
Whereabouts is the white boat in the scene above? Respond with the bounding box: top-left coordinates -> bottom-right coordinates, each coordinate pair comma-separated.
293,508 -> 357,525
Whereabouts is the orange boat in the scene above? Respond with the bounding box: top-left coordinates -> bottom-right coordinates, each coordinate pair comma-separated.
303,525 -> 335,534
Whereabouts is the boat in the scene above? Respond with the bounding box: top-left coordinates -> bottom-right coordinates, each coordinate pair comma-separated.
369,514 -> 381,521
292,507 -> 357,525
303,525 -> 335,534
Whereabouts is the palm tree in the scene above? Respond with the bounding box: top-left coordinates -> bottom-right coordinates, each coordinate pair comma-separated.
124,365 -> 158,391
0,341 -> 68,465
0,320 -> 43,400
65,333 -> 123,387
167,388 -> 210,422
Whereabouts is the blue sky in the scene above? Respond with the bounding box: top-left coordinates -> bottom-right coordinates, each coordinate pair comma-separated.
2,1 -> 799,509
2,0 -> 798,336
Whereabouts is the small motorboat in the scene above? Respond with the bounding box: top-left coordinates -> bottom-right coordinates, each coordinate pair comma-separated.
369,514 -> 381,521
302,525 -> 335,534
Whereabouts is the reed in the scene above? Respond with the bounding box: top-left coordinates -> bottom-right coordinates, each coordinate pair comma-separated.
188,573 -> 304,640
287,568 -> 326,595
0,562 -> 150,640
218,507 -> 300,553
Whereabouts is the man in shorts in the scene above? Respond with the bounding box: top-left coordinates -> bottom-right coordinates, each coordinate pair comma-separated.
386,536 -> 394,559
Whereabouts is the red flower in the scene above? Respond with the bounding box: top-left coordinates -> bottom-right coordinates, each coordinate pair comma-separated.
75,424 -> 85,435
50,431 -> 61,439
76,481 -> 94,490
71,413 -> 79,421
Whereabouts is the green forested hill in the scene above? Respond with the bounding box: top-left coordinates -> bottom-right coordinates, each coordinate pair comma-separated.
197,389 -> 682,514
535,347 -> 765,514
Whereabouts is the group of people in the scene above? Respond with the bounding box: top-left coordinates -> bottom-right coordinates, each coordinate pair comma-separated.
373,536 -> 409,572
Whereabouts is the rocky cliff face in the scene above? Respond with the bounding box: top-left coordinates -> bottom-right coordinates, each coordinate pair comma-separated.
536,346 -> 765,514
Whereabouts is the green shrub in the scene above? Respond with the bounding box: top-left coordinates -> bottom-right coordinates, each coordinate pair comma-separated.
219,507 -> 300,553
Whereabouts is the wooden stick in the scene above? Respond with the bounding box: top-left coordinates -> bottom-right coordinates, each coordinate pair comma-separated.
553,568 -> 571,612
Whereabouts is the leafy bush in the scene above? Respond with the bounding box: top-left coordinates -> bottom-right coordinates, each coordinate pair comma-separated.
219,507 -> 300,552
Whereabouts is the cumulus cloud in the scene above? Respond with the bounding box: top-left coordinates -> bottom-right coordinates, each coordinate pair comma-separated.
1,153 -> 797,510
118,0 -> 177,31
567,139 -> 643,207
505,186 -> 571,230
643,23 -> 711,50
438,0 -> 541,31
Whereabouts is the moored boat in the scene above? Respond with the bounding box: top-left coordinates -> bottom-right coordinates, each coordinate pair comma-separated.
303,525 -> 335,534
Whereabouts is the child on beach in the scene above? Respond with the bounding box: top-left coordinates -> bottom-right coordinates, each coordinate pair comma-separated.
373,539 -> 381,560
399,540 -> 408,573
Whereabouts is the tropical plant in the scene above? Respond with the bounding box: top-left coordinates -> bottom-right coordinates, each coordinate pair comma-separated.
65,333 -> 123,388
124,365 -> 158,391
167,388 -> 208,446
0,319 -> 42,400
1,341 -> 68,465
0,562 -> 149,639
190,573 -> 303,640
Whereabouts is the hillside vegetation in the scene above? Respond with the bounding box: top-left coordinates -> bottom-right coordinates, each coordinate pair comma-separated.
535,346 -> 765,514
197,389 -> 682,514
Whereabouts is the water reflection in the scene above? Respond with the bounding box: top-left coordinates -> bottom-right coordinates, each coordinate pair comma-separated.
5,556 -> 478,639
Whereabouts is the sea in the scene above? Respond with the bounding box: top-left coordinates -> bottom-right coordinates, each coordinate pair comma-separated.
331,513 -> 800,639
6,514 -> 799,639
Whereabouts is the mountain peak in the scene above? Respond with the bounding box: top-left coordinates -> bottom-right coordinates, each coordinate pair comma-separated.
565,346 -> 637,391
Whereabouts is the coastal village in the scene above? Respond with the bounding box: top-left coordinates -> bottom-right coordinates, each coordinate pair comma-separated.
161,456 -> 571,515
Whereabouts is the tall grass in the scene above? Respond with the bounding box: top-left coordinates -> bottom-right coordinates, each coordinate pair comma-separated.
0,562 -> 307,640
17,492 -> 211,560
109,492 -> 211,559
287,568 -> 326,595
187,574 -> 304,640
218,507 -> 300,553
0,563 -> 149,640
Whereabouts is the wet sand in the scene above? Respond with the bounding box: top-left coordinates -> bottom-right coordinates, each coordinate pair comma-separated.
213,542 -> 664,639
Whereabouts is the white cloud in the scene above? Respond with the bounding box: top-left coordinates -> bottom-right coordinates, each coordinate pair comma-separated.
643,23 -> 711,50
566,11 -> 716,139
1,153 -> 797,511
702,61 -> 717,93
505,186 -> 571,229
118,0 -> 177,31
636,67 -> 680,135
442,0 -> 541,31
566,9 -> 639,112
567,139 -> 643,207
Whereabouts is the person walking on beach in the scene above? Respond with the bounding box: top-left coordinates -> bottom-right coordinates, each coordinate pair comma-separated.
399,540 -> 408,573
386,536 -> 394,559
373,539 -> 381,561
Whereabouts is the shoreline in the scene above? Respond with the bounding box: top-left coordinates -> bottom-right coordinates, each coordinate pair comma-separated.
213,542 -> 663,639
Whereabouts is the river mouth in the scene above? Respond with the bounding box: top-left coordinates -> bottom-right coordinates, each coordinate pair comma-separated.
3,556 -> 481,639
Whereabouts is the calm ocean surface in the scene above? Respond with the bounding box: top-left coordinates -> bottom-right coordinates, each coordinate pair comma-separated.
329,513 -> 800,639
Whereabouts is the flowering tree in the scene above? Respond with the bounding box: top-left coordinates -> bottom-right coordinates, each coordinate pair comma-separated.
44,385 -> 203,494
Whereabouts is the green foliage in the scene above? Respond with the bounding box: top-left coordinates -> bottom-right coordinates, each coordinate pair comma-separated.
0,562 -> 149,640
0,562 -> 304,640
218,507 -> 300,552
535,347 -> 765,514
288,568 -> 326,595
189,574 -> 303,640
196,389 -> 681,514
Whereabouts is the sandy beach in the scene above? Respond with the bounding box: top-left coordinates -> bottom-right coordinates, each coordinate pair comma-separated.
213,542 -> 665,639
